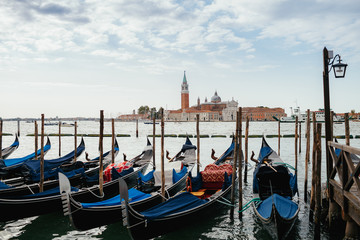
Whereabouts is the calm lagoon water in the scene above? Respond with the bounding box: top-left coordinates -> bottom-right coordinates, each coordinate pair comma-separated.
0,120 -> 359,239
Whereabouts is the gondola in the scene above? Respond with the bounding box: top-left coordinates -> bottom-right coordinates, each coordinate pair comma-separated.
0,135 -> 19,159
0,136 -> 51,179
0,137 -> 82,196
252,137 -> 299,240
0,138 -> 150,222
121,140 -> 235,240
61,137 -> 196,231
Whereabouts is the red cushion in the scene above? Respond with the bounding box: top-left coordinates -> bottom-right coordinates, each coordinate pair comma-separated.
201,164 -> 233,183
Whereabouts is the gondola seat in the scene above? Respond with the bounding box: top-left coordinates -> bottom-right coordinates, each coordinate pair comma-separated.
256,164 -> 293,200
201,164 -> 233,189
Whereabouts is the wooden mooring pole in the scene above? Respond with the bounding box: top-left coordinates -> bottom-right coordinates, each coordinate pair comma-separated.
345,113 -> 350,146
310,112 -> 317,221
314,123 -> 322,239
136,119 -> 139,138
304,109 -> 310,203
278,120 -> 280,156
39,114 -> 45,192
35,121 -> 38,160
111,119 -> 115,164
295,116 -> 298,177
17,119 -> 20,137
160,109 -> 165,201
58,121 -> 61,156
244,116 -> 249,183
99,110 -> 104,196
299,121 -> 301,153
152,115 -> 156,170
196,114 -> 200,174
0,119 -> 2,159
74,121 -> 78,161
238,107 -> 243,218
230,108 -> 239,218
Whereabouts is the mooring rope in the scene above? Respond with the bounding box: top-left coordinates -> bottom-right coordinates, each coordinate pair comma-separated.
238,198 -> 261,213
216,199 -> 236,207
273,162 -> 296,171
85,187 -> 105,198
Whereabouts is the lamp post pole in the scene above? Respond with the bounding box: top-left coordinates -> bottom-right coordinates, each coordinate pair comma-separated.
322,47 -> 332,182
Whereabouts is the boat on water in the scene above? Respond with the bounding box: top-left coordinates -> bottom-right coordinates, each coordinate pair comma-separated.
273,107 -> 343,123
121,139 -> 236,239
0,135 -> 19,160
252,137 -> 299,240
60,137 -> 196,231
0,138 -> 144,222
0,137 -> 51,179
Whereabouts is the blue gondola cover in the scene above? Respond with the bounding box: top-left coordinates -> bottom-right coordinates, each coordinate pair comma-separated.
257,193 -> 298,219
140,192 -> 207,221
81,188 -> 151,208
172,166 -> 188,183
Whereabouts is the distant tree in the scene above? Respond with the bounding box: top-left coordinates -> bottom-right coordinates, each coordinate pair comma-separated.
138,106 -> 150,115
157,107 -> 164,119
150,107 -> 157,119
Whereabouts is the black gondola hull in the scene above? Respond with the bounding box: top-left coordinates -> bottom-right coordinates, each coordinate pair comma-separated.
0,163 -> 149,222
126,185 -> 233,240
69,168 -> 188,231
253,200 -> 299,240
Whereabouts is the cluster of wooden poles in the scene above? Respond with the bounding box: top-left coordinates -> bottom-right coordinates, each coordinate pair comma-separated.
1,109 -> 357,237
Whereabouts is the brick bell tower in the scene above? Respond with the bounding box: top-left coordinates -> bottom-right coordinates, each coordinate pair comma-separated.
181,71 -> 189,110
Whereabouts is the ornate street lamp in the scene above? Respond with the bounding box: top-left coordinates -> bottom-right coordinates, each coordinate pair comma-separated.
329,54 -> 348,78
322,47 -> 348,185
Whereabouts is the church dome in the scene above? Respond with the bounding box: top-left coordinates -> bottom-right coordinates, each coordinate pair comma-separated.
211,91 -> 221,103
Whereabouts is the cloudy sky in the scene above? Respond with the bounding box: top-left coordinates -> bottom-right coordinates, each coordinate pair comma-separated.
0,0 -> 359,118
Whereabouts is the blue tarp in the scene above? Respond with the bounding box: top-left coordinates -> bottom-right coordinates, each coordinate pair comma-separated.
21,143 -> 85,178
189,171 -> 202,192
215,140 -> 235,165
140,192 -> 207,221
2,144 -> 51,167
181,137 -> 197,152
0,181 -> 12,190
29,167 -> 85,182
3,186 -> 79,199
111,167 -> 134,180
81,188 -> 151,208
138,170 -> 155,183
289,173 -> 298,195
172,166 -> 188,183
257,193 -> 298,219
